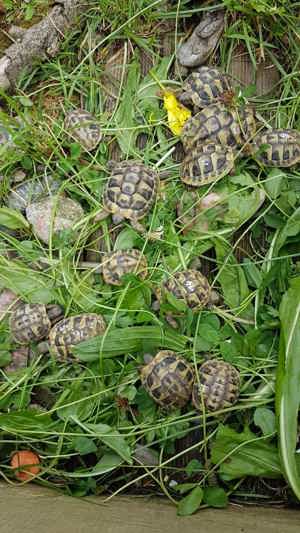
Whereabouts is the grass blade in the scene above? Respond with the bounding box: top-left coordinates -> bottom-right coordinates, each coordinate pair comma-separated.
276,277 -> 300,500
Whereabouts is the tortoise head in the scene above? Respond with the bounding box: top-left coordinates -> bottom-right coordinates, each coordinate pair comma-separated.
46,304 -> 63,322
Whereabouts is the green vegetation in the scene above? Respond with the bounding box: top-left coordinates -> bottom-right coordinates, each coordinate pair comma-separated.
0,0 -> 300,515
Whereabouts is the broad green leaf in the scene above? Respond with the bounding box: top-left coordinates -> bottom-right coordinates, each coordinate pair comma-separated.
211,424 -> 282,480
254,407 -> 276,436
114,61 -> 140,155
0,257 -> 57,303
0,207 -> 29,229
73,326 -> 188,361
0,411 -> 54,435
276,278 -> 300,500
177,486 -> 203,516
264,168 -> 285,199
65,453 -> 123,478
214,239 -> 252,317
273,207 -> 300,256
73,436 -> 97,455
185,459 -> 203,477
114,228 -> 140,250
203,487 -> 228,508
73,419 -> 132,464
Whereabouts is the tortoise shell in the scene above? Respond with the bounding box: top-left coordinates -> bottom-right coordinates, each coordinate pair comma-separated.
64,109 -> 102,151
162,270 -> 212,311
252,129 -> 300,167
103,161 -> 159,222
181,103 -> 256,152
10,303 -> 52,344
140,350 -> 194,408
181,142 -> 234,186
178,67 -> 232,110
192,359 -> 240,412
49,313 -> 106,359
102,249 -> 148,286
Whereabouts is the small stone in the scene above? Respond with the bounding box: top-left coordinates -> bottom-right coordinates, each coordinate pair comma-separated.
0,289 -> 19,321
26,195 -> 84,244
133,445 -> 159,466
12,169 -> 26,183
5,347 -> 29,372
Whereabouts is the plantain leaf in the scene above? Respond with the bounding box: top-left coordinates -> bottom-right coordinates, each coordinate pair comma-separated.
211,424 -> 282,480
0,207 -> 29,229
276,277 -> 300,500
214,239 -> 253,318
73,326 -> 188,360
177,486 -> 203,516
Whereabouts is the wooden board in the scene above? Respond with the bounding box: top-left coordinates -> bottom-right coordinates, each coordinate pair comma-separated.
0,484 -> 299,533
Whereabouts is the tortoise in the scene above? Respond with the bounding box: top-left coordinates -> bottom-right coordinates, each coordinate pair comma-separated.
177,9 -> 225,68
64,109 -> 102,152
180,142 -> 235,186
192,359 -> 240,412
38,313 -> 107,359
10,303 -> 62,344
101,249 -> 148,286
178,67 -> 233,111
181,103 -> 256,152
161,270 -> 218,312
95,161 -> 160,236
251,128 -> 300,167
140,350 -> 194,409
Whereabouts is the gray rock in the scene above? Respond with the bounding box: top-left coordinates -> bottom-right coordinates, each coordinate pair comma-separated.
26,195 -> 84,244
7,175 -> 61,212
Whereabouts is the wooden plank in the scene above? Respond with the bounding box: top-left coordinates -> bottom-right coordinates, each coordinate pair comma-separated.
0,484 -> 299,533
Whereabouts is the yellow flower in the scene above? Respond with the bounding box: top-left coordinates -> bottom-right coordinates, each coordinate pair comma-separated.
163,91 -> 191,136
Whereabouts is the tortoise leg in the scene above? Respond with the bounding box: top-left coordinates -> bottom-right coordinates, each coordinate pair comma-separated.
130,219 -> 163,241
165,313 -> 179,329
94,209 -> 109,222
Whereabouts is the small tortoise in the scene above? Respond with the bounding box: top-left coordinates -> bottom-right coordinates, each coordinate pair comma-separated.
64,109 -> 102,152
181,103 -> 256,152
161,270 -> 217,312
101,249 -> 148,286
95,161 -> 159,235
140,350 -> 194,409
180,142 -> 234,186
252,128 -> 300,167
192,359 -> 240,412
45,313 -> 107,359
10,303 -> 62,344
177,10 -> 225,68
177,191 -> 222,234
178,67 -> 232,111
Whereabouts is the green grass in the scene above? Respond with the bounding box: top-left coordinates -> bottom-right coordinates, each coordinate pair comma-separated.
0,0 -> 300,513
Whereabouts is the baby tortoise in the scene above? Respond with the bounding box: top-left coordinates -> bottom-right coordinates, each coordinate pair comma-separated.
177,10 -> 225,68
161,270 -> 218,312
10,303 -> 62,344
192,359 -> 240,412
64,109 -> 102,152
181,103 -> 256,152
101,249 -> 148,286
252,128 -> 300,167
177,191 -> 222,234
181,142 -> 234,186
95,161 -> 159,236
45,313 -> 107,359
140,350 -> 194,409
178,67 -> 232,111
